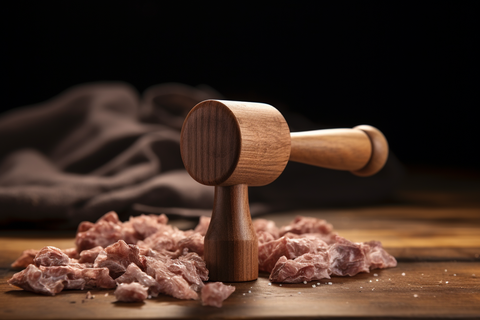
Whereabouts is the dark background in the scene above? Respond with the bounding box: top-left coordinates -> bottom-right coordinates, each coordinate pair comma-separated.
2,2 -> 478,171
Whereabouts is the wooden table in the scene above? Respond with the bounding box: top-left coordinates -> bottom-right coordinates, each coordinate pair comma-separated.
1,170 -> 479,319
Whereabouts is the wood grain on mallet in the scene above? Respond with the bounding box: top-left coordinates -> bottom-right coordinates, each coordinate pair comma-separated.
290,129 -> 372,171
204,184 -> 258,282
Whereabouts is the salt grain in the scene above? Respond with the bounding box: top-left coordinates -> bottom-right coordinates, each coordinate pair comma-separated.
104,293 -> 109,297
376,279 -> 379,282
372,288 -> 375,291
328,282 -> 332,285
374,273 -> 378,277
268,282 -> 272,286
279,284 -> 282,286
402,272 -> 406,276
445,269 -> 447,272
317,283 -> 320,286
303,281 -> 307,284
248,290 -> 251,293
312,284 -> 316,288
413,294 -> 418,298
298,292 -> 301,294
454,274 -> 456,276
243,293 -> 246,295
445,281 -> 449,284
369,280 -> 372,283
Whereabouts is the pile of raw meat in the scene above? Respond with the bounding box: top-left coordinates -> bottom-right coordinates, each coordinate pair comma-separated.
8,212 -> 396,307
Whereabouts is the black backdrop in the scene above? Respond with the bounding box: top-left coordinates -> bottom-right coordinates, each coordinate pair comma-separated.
3,2 -> 478,170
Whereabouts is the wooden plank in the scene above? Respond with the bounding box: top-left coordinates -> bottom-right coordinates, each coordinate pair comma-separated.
1,262 -> 479,319
1,173 -> 479,319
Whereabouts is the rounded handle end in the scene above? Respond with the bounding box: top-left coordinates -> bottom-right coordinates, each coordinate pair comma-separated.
351,125 -> 389,177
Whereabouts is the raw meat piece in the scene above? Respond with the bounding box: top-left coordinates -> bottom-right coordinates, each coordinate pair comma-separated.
328,236 -> 370,276
11,249 -> 39,269
8,265 -> 64,295
118,220 -> 142,245
141,247 -> 177,261
11,247 -> 79,269
78,246 -> 104,264
179,252 -> 209,282
165,255 -> 204,291
257,231 -> 276,245
279,216 -> 333,237
77,221 -> 95,233
136,229 -> 176,252
129,214 -> 168,239
94,240 -> 146,279
194,216 -> 211,236
145,256 -> 199,300
8,264 -> 116,295
365,240 -> 397,269
201,282 -> 235,308
34,246 -> 70,267
116,263 -> 161,297
269,253 -> 330,283
258,234 -> 329,272
253,218 -> 280,239
176,233 -> 204,256
114,283 -> 149,302
137,225 -> 193,253
75,211 -> 129,252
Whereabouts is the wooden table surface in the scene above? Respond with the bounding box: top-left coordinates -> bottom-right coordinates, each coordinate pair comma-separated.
1,170 -> 479,319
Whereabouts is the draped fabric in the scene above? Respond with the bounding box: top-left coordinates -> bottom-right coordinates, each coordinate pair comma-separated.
0,83 -> 404,228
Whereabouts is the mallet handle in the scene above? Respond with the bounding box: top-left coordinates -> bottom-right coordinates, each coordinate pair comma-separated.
290,125 -> 388,177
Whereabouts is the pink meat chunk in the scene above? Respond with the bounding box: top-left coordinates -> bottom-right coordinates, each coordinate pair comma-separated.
165,255 -> 204,291
176,233 -> 204,256
78,246 -> 104,264
145,256 -> 199,300
11,247 -> 79,269
269,253 -> 331,283
8,264 -> 116,295
116,263 -> 161,297
179,252 -> 209,282
201,282 -> 235,308
11,249 -> 39,269
258,234 -> 329,272
94,240 -> 146,279
257,231 -> 277,245
328,236 -> 371,276
75,211 -> 140,252
34,246 -> 70,267
129,214 -> 168,239
365,240 -> 398,269
136,225 -> 189,253
253,218 -> 280,239
279,216 -> 333,237
114,283 -> 149,302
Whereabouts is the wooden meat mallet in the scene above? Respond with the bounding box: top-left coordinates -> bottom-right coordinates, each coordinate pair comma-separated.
180,100 -> 388,282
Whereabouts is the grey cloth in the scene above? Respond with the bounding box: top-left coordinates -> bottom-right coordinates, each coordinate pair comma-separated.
0,82 -> 404,229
